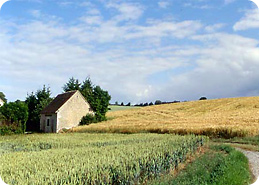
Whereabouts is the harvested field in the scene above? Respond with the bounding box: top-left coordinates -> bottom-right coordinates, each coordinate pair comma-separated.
72,97 -> 259,137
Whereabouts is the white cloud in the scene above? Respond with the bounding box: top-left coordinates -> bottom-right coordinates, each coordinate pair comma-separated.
80,1 -> 95,8
0,0 -> 203,103
184,3 -> 212,9
205,23 -> 225,33
224,0 -> 236,5
57,1 -> 73,7
87,9 -> 101,15
1,15 -> 194,102
233,9 -> 259,31
80,15 -> 103,25
158,33 -> 259,101
124,21 -> 203,40
17,0 -> 42,2
158,1 -> 170,9
106,3 -> 144,21
29,10 -> 41,18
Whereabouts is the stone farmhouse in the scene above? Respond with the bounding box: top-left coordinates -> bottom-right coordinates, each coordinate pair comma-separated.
40,90 -> 92,133
0,98 -> 4,107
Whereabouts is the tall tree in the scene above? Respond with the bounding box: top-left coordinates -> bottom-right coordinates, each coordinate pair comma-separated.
26,85 -> 53,132
80,77 -> 94,103
63,77 -> 81,92
0,92 -> 7,102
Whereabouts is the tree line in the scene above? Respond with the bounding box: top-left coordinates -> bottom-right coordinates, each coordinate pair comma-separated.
112,97 -> 207,107
111,100 -> 181,107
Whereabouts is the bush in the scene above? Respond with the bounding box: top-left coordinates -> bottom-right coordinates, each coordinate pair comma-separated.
0,123 -> 23,135
80,114 -> 97,125
0,101 -> 28,134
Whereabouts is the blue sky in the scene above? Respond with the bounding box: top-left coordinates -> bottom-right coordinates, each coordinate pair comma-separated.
0,0 -> 259,103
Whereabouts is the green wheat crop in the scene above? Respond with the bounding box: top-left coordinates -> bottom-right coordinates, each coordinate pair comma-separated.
0,133 -> 207,184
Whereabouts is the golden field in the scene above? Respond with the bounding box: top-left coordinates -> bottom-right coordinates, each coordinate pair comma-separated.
72,97 -> 259,137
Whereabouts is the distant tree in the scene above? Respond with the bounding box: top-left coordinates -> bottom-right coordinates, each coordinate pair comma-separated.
0,92 -> 7,103
121,102 -> 124,106
0,100 -> 28,133
139,103 -> 143,106
126,102 -> 131,106
115,101 -> 119,105
144,103 -> 148,106
149,102 -> 154,106
63,77 -> 81,92
173,101 -> 180,103
199,97 -> 207,100
26,85 -> 53,132
63,77 -> 111,122
155,100 -> 162,105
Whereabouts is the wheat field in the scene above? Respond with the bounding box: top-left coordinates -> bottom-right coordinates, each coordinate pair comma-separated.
72,97 -> 259,137
0,133 -> 206,184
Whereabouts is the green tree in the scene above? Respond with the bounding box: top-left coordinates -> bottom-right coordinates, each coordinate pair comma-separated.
26,85 -> 53,132
92,86 -> 111,121
0,92 -> 7,102
63,77 -> 111,122
80,77 -> 94,103
0,100 -> 28,133
63,77 -> 81,92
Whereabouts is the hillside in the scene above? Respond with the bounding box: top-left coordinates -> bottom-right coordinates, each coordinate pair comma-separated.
73,97 -> 259,137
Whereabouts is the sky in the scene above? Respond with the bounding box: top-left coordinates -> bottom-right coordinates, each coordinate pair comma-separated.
0,0 -> 259,104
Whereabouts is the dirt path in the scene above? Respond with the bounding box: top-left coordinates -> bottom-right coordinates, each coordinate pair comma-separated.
236,148 -> 259,182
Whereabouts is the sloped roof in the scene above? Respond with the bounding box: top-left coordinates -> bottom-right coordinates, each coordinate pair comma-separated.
40,91 -> 77,114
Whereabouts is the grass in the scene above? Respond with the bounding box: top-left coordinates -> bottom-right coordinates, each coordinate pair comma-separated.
72,97 -> 259,138
0,133 -> 207,184
150,144 -> 252,185
213,135 -> 259,151
108,105 -> 139,112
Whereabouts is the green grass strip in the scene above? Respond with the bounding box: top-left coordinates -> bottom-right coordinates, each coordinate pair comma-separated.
151,144 -> 251,185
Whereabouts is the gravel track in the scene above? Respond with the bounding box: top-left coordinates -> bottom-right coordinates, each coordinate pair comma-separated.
236,148 -> 259,182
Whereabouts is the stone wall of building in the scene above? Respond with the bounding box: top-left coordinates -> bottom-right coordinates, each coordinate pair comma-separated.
56,91 -> 91,132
